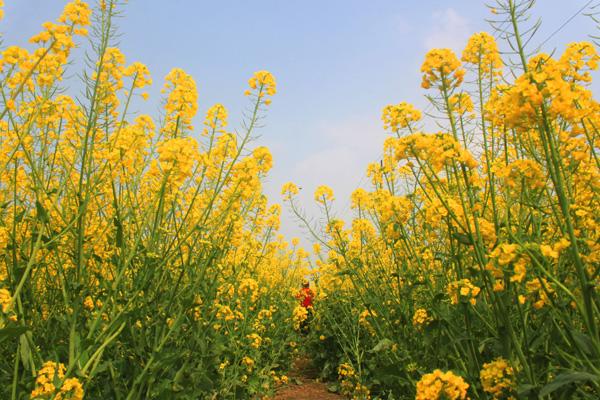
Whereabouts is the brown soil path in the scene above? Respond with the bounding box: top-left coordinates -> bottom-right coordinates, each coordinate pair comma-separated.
271,358 -> 345,400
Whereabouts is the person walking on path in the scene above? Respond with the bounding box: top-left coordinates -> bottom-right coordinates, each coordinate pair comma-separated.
296,280 -> 314,334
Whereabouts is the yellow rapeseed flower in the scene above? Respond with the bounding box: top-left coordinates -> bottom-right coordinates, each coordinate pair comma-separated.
416,369 -> 469,400
314,185 -> 334,204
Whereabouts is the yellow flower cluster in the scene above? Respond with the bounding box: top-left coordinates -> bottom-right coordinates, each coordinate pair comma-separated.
480,358 -> 515,399
461,32 -> 502,76
338,362 -> 355,379
359,309 -> 377,335
494,159 -> 545,190
292,305 -> 308,331
218,359 -> 230,373
83,296 -> 94,311
448,93 -> 475,118
56,378 -> 85,400
350,188 -> 371,210
447,279 -> 481,306
239,278 -> 260,303
203,103 -> 228,133
540,238 -> 570,260
13,0 -> 91,90
59,0 -> 92,28
416,369 -> 469,400
525,278 -> 555,309
381,102 -> 422,133
486,42 -> 599,128
91,47 -> 130,117
241,356 -> 255,372
391,132 -> 478,173
162,68 -> 199,134
108,115 -> 155,180
246,332 -> 263,349
155,136 -> 200,187
31,362 -> 66,398
245,70 -> 277,105
271,371 -> 289,386
337,363 -> 370,399
258,307 -> 276,321
215,304 -> 243,322
412,308 -> 432,328
0,288 -> 16,323
560,41 -> 599,82
489,243 -> 518,266
281,181 -> 299,200
421,48 -> 465,90
351,383 -> 371,400
0,288 -> 12,314
124,61 -> 152,89
487,244 -> 529,290
31,361 -> 83,400
314,185 -> 334,204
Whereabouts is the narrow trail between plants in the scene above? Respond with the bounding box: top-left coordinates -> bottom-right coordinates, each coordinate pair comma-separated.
271,357 -> 345,400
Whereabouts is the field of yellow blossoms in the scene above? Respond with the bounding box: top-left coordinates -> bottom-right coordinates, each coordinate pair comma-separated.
0,0 -> 599,399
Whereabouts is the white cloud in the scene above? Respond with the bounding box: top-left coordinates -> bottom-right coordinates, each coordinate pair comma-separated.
315,116 -> 382,154
293,116 -> 381,203
311,119 -> 379,201
424,8 -> 470,52
262,115 -> 385,244
293,146 -> 359,215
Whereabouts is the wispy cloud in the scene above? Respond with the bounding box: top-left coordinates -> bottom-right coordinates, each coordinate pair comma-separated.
292,116 -> 381,202
263,115 -> 384,242
424,8 -> 471,52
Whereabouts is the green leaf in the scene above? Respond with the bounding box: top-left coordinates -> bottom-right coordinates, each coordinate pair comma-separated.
539,371 -> 599,397
570,330 -> 594,356
14,209 -> 25,223
19,333 -> 31,370
173,362 -> 187,385
517,384 -> 536,396
113,216 -> 124,248
478,337 -> 494,354
36,200 -> 50,223
369,338 -> 394,353
0,326 -> 28,343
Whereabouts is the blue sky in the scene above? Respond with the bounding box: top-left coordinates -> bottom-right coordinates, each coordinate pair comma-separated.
3,0 -> 599,242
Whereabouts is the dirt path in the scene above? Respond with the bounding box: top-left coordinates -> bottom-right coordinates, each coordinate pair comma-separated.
271,358 -> 345,400
273,381 -> 343,400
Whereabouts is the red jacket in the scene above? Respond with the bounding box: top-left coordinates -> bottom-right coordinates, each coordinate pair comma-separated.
296,287 -> 314,308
